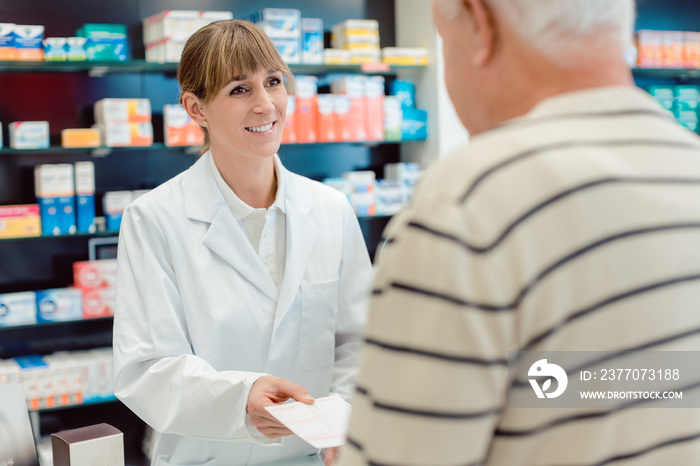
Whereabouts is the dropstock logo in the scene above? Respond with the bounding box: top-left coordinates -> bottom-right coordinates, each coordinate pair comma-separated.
528,359 -> 568,399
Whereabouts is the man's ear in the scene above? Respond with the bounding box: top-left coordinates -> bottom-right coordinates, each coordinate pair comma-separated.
463,0 -> 498,66
181,92 -> 207,126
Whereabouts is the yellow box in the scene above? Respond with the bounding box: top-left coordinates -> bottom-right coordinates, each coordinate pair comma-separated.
61,128 -> 101,148
0,204 -> 41,239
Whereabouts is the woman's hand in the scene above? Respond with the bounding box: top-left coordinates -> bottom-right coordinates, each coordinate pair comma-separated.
246,375 -> 314,438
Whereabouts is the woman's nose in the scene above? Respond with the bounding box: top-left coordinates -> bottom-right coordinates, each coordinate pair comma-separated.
252,88 -> 275,114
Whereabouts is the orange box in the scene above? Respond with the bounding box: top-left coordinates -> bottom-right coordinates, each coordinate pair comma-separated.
364,76 -> 385,142
0,23 -> 14,60
686,32 -> 700,69
61,128 -> 101,148
73,259 -> 117,290
282,96 -> 297,144
637,30 -> 663,68
333,95 -> 352,142
663,31 -> 686,69
163,104 -> 204,147
317,94 -> 336,142
81,287 -> 116,319
295,76 -> 318,143
0,204 -> 41,238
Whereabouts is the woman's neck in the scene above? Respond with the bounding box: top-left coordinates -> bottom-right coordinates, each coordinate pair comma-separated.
212,151 -> 277,209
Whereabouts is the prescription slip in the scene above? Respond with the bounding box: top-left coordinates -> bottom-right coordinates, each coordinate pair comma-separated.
265,394 -> 351,449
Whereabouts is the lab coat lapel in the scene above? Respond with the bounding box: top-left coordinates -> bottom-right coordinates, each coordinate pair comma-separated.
273,169 -> 318,333
183,152 -> 278,302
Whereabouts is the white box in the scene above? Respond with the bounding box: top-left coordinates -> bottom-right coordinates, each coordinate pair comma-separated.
51,423 -> 124,466
301,18 -> 324,64
0,292 -> 37,327
35,288 -> 83,323
9,121 -> 49,149
252,9 -> 301,39
94,98 -> 151,124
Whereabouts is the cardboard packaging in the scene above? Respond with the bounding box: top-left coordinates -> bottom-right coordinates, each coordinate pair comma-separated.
163,104 -> 204,146
281,96 -> 297,144
35,288 -> 83,323
0,23 -> 15,60
317,94 -> 337,142
0,204 -> 41,239
74,161 -> 96,234
12,25 -> 44,61
295,76 -> 318,143
302,18 -> 324,64
9,121 -> 50,149
52,423 -> 124,466
0,292 -> 37,327
61,128 -> 101,148
35,164 -> 77,236
43,37 -> 67,61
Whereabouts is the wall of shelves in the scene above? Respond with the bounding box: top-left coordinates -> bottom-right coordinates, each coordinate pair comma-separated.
0,1 -> 415,462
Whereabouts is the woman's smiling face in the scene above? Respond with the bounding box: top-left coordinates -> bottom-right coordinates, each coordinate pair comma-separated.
203,66 -> 288,162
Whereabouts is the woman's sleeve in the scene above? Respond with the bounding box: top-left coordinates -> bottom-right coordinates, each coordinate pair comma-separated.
111,202 -> 277,444
331,199 -> 374,400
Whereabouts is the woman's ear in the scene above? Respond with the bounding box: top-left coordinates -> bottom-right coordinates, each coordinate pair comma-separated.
181,92 -> 207,127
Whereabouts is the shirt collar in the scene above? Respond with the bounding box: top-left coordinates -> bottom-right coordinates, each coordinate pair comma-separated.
208,150 -> 286,221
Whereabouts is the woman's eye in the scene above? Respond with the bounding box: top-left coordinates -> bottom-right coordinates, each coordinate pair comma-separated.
267,78 -> 281,87
230,86 -> 246,95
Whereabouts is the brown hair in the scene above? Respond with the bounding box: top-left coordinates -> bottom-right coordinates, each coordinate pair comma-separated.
177,19 -> 295,154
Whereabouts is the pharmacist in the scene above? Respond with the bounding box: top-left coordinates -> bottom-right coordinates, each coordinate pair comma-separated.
112,19 -> 372,466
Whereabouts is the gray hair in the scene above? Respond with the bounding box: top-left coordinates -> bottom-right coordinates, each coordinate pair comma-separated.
435,0 -> 636,62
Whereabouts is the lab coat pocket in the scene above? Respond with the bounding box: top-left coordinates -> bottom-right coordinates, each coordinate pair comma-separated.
299,278 -> 339,369
155,456 -> 218,466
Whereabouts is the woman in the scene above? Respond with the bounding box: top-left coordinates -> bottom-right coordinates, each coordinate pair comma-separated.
112,20 -> 373,466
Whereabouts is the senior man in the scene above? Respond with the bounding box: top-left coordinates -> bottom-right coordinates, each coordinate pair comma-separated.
339,0 -> 700,465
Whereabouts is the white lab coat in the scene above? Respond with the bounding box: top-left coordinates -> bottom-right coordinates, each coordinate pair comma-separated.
112,152 -> 373,466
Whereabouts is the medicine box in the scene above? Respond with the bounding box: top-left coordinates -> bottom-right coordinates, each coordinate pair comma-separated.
96,122 -> 153,147
364,76 -> 385,142
61,128 -> 101,148
383,96 -> 403,142
12,25 -> 44,61
95,98 -> 152,124
281,96 -> 297,144
74,161 -> 96,234
34,164 -> 77,236
0,23 -> 14,60
73,259 -> 118,290
317,94 -> 336,143
382,47 -> 429,66
35,288 -> 83,323
248,9 -> 301,39
66,37 -> 87,61
102,191 -> 134,230
51,423 -> 124,466
0,204 -> 41,239
81,287 -> 117,319
301,18 -> 324,64
401,108 -> 428,141
163,104 -> 204,147
77,23 -> 128,62
9,121 -> 50,149
43,37 -> 67,61
390,80 -> 416,109
294,75 -> 318,143
0,292 -> 37,327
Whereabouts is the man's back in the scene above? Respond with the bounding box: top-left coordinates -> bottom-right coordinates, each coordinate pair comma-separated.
343,86 -> 700,465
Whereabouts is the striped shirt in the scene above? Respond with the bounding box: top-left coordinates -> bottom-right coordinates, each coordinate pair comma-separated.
339,86 -> 700,466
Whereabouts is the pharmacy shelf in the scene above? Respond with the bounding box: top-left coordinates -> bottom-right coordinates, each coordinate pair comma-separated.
0,231 -> 117,244
0,59 -> 426,76
33,395 -> 119,413
0,316 -> 113,332
0,140 -> 422,157
632,68 -> 700,80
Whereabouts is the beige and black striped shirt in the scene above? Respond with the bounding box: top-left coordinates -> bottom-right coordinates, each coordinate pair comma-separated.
340,86 -> 700,466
